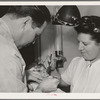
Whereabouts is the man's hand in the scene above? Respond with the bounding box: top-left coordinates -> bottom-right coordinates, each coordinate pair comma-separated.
36,76 -> 60,92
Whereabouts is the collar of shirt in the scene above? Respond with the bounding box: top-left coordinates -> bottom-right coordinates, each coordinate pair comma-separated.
82,57 -> 100,68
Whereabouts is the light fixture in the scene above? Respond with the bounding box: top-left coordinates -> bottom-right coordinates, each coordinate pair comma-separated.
52,5 -> 81,27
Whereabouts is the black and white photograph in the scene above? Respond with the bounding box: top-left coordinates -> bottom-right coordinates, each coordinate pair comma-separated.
0,1 -> 100,99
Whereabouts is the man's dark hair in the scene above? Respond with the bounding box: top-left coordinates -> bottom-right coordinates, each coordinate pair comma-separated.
0,6 -> 10,17
6,6 -> 51,27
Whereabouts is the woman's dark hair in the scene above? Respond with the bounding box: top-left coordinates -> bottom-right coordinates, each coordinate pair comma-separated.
6,6 -> 51,27
75,16 -> 100,43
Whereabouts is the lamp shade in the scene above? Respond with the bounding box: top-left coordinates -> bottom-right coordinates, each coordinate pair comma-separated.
52,6 -> 81,26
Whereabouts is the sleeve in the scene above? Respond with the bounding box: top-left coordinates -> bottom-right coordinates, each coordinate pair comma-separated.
61,57 -> 80,85
0,47 -> 27,92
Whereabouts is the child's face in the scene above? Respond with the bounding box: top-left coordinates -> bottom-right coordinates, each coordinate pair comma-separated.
34,64 -> 49,78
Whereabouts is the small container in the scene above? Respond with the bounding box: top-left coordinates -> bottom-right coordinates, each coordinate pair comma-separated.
55,51 -> 65,68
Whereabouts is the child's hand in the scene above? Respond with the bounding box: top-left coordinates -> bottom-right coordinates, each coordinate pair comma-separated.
26,70 -> 43,84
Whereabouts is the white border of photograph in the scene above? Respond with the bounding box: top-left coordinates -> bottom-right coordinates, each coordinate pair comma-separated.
0,1 -> 100,99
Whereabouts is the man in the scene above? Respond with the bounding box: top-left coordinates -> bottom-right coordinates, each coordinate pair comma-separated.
0,6 -> 59,92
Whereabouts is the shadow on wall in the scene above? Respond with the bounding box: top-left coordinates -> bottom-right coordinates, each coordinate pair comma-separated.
41,23 -> 56,57
20,44 -> 36,69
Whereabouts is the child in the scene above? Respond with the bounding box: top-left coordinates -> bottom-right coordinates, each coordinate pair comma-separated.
27,62 -> 64,92
27,63 -> 49,92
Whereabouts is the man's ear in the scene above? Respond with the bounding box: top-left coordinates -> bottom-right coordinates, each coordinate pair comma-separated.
23,16 -> 33,28
23,16 -> 38,30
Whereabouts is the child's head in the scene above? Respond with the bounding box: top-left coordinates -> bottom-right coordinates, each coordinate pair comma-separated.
33,63 -> 49,78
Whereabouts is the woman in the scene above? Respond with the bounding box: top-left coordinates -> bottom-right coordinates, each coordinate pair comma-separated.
60,16 -> 100,92
28,16 -> 100,93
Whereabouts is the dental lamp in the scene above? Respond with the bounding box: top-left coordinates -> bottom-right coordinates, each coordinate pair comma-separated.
0,6 -> 10,17
52,5 -> 81,68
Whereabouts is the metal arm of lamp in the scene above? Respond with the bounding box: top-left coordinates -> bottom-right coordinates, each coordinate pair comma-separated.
52,5 -> 81,68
